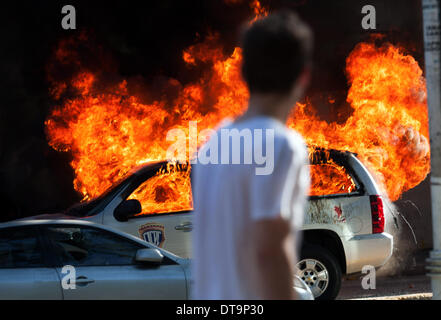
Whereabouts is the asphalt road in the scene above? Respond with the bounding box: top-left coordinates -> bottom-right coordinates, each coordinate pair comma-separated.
337,274 -> 432,300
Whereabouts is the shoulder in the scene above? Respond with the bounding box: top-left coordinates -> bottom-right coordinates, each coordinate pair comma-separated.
274,127 -> 308,164
286,129 -> 308,159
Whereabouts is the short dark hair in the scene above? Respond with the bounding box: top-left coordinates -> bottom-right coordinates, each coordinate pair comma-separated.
241,11 -> 313,94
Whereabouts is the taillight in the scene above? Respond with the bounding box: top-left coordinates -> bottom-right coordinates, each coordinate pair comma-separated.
370,195 -> 385,234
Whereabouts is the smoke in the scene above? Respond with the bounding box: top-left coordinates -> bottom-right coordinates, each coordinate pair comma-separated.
377,197 -> 420,277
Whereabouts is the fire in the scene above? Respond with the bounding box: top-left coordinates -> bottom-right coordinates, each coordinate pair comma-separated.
308,147 -> 357,196
45,5 -> 430,215
130,163 -> 192,215
289,42 -> 430,200
45,32 -> 248,213
309,163 -> 356,196
249,0 -> 268,23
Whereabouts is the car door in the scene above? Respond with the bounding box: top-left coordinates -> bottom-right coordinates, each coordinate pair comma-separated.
143,212 -> 193,258
0,226 -> 62,299
78,161 -> 193,258
101,180 -> 194,258
110,212 -> 194,258
42,224 -> 187,299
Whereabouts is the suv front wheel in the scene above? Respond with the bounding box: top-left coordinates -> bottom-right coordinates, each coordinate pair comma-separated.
296,244 -> 342,300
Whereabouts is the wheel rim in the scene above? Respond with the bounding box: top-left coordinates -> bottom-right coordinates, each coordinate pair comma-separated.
296,258 -> 329,298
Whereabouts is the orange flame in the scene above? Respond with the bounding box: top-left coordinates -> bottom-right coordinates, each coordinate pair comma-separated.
288,42 -> 430,200
309,163 -> 356,196
45,7 -> 429,215
130,163 -> 193,215
45,32 -> 247,213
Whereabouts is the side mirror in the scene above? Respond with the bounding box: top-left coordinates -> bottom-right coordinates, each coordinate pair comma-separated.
293,275 -> 314,300
114,199 -> 142,222
135,248 -> 164,264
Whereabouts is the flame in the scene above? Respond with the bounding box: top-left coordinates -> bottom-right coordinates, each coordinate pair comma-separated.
45,5 -> 429,215
308,147 -> 357,196
249,0 -> 268,23
309,163 -> 356,196
130,163 -> 192,215
45,32 -> 248,213
288,43 -> 430,200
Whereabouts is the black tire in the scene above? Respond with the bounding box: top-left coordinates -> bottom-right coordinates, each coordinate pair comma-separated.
297,244 -> 342,300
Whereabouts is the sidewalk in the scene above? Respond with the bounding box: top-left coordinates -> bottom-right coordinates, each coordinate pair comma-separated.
337,274 -> 432,300
347,293 -> 432,300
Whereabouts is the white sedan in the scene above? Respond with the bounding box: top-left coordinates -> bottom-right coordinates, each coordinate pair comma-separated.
0,219 -> 190,299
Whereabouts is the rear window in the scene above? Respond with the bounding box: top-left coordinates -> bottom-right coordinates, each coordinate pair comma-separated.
309,162 -> 358,196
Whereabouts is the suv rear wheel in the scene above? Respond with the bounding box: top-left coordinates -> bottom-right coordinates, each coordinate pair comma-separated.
296,244 -> 342,300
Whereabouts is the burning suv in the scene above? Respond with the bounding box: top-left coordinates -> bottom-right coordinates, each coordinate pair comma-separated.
27,148 -> 393,300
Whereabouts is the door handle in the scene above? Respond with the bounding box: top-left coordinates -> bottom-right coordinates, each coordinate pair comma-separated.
175,222 -> 193,232
76,276 -> 95,287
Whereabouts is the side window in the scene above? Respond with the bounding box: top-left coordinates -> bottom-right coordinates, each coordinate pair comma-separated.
309,163 -> 358,196
0,227 -> 44,268
128,168 -> 193,215
44,226 -> 144,267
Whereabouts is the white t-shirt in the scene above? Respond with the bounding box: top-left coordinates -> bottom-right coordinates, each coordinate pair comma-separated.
191,116 -> 310,300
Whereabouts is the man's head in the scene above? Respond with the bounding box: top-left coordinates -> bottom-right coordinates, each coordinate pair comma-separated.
241,11 -> 313,99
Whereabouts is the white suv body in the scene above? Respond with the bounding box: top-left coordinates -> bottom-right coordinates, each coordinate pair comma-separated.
27,149 -> 393,299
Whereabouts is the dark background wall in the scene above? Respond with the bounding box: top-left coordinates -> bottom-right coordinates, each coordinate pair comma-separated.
0,0 -> 432,260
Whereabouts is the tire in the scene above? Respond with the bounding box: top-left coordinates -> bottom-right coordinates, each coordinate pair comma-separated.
296,244 -> 342,300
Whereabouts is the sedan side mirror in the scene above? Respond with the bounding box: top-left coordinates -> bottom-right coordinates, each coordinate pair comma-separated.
114,199 -> 142,222
135,248 -> 164,264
